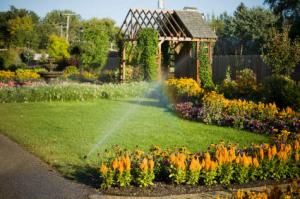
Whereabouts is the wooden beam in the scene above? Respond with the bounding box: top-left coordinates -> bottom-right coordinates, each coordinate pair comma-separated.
157,40 -> 164,81
196,41 -> 200,83
119,43 -> 126,82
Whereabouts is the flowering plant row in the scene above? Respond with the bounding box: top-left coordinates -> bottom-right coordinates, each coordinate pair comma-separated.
0,70 -> 40,83
217,180 -> 300,199
0,82 -> 153,103
174,91 -> 299,135
99,133 -> 300,188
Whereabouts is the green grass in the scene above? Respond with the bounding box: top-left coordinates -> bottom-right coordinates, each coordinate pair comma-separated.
0,98 -> 268,180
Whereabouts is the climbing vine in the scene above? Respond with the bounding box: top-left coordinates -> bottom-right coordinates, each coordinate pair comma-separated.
199,44 -> 214,90
136,28 -> 159,81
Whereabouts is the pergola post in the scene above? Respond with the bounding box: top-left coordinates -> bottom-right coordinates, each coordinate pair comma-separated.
157,40 -> 164,81
119,42 -> 126,82
195,41 -> 200,84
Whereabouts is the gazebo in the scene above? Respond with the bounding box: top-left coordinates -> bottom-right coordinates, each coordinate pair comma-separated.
118,8 -> 217,82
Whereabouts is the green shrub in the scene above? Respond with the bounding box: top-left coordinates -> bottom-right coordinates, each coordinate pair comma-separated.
262,75 -> 300,111
100,70 -> 118,83
0,48 -> 23,70
218,68 -> 259,101
64,66 -> 79,77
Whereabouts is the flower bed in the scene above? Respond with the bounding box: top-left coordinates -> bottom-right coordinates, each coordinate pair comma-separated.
164,78 -> 299,135
174,92 -> 299,135
0,69 -> 40,83
99,131 -> 300,188
0,82 -> 154,103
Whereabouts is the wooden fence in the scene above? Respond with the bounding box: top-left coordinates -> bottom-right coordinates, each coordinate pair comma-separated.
212,55 -> 300,82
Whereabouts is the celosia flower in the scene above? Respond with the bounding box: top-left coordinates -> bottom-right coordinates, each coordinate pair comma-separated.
189,156 -> 201,172
100,163 -> 108,175
148,159 -> 155,170
140,158 -> 148,172
112,159 -> 119,170
253,157 -> 260,168
259,148 -> 264,160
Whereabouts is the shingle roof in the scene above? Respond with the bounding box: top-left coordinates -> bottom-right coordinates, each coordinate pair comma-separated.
175,10 -> 217,39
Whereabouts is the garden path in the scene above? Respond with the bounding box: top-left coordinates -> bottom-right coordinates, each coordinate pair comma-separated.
0,134 -> 96,199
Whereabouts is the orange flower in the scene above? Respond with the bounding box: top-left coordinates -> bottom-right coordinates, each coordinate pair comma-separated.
123,155 -> 131,171
140,158 -> 148,172
295,152 -> 299,161
271,145 -> 277,156
169,153 -> 176,164
235,155 -> 241,164
148,159 -> 155,170
268,147 -> 273,161
228,146 -> 236,162
112,159 -> 119,170
189,156 -> 201,172
118,159 -> 124,173
253,157 -> 260,168
210,160 -> 218,170
100,163 -> 108,175
259,148 -> 264,160
294,140 -> 299,151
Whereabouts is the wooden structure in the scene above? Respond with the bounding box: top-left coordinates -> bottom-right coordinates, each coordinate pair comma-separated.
119,8 -> 217,82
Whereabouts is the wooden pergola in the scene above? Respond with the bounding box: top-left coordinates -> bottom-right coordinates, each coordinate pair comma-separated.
119,8 -> 217,82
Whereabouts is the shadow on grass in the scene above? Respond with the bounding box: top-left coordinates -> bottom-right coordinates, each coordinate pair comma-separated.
54,164 -> 101,188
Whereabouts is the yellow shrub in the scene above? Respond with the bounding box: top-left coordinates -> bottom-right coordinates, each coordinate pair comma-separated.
15,69 -> 40,80
0,70 -> 15,80
165,78 -> 203,102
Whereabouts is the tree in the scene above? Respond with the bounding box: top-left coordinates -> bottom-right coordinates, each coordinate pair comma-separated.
80,18 -> 110,71
47,35 -> 70,61
232,3 -> 277,55
263,27 -> 300,77
264,0 -> 300,39
43,10 -> 81,44
0,6 -> 39,48
210,4 -> 277,55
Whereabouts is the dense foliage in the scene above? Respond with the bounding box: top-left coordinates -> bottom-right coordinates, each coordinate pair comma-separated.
262,75 -> 300,111
47,35 -> 70,61
210,3 -> 277,55
100,132 -> 300,188
262,27 -> 300,77
136,28 -> 158,81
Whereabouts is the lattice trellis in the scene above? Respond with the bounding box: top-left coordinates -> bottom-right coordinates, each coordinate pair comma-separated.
119,9 -> 191,41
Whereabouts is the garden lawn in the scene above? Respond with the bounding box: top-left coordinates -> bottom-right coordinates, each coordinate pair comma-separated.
0,98 -> 268,180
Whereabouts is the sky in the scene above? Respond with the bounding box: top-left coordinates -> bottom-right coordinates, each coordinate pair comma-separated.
0,0 -> 266,25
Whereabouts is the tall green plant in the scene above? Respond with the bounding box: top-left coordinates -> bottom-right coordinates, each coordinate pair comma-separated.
199,46 -> 214,90
136,28 -> 158,81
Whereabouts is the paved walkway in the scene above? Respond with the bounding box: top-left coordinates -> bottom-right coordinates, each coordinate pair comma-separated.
0,134 -> 96,199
